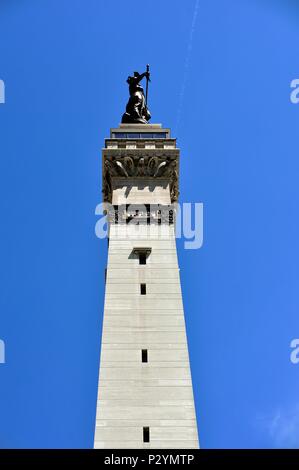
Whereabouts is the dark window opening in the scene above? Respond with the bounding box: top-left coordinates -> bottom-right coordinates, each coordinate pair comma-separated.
112,132 -> 126,138
127,133 -> 140,139
140,283 -> 146,295
133,247 -> 151,264
142,349 -> 148,363
112,132 -> 167,139
139,252 -> 147,265
143,427 -> 150,443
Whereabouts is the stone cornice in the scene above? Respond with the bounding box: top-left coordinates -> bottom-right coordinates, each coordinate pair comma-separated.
102,148 -> 180,157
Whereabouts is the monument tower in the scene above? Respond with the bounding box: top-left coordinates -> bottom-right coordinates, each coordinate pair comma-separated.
94,67 -> 199,449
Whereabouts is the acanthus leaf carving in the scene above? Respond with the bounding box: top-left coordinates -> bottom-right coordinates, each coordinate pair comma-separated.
103,154 -> 179,202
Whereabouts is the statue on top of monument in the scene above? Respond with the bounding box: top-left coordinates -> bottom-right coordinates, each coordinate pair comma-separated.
121,65 -> 151,124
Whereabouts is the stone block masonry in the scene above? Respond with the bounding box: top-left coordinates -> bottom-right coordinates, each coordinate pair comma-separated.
94,124 -> 199,449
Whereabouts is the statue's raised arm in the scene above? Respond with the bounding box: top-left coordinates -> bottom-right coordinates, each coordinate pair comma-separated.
121,67 -> 151,124
135,70 -> 150,84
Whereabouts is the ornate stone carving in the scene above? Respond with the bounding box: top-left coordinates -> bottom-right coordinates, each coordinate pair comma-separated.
102,154 -> 179,202
106,204 -> 175,225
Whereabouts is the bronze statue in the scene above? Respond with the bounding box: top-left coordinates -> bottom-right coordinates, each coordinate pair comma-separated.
122,66 -> 151,124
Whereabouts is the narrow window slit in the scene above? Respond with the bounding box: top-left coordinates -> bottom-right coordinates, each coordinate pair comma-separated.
143,427 -> 150,443
139,252 -> 146,265
140,283 -> 146,295
142,349 -> 148,363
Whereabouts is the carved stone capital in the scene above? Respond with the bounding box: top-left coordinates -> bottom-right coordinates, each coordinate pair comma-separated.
102,153 -> 179,203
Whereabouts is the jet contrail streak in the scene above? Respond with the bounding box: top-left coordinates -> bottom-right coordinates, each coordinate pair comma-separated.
175,0 -> 200,136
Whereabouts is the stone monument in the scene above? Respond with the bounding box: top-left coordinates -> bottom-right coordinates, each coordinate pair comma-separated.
94,68 -> 199,449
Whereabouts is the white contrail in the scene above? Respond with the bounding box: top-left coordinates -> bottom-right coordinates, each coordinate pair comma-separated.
175,0 -> 200,136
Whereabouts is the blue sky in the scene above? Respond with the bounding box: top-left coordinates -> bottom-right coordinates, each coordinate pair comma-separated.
0,0 -> 299,448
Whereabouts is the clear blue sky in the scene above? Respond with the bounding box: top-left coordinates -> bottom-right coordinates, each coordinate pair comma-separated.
0,0 -> 299,449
